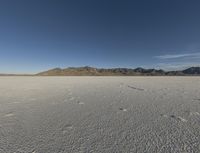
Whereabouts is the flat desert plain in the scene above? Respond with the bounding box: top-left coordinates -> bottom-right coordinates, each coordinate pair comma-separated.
0,77 -> 200,153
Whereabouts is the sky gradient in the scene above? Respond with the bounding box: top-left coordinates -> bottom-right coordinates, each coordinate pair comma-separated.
0,0 -> 200,73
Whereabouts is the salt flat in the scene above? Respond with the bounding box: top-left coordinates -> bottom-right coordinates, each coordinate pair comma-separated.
0,77 -> 200,153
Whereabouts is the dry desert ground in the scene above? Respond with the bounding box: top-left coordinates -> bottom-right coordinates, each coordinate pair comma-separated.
0,76 -> 200,153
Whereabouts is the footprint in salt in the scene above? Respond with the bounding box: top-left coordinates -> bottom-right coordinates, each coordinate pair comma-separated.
177,116 -> 187,122
169,115 -> 187,122
4,113 -> 14,117
161,114 -> 187,122
62,124 -> 73,134
190,112 -> 200,116
77,101 -> 84,105
160,114 -> 168,118
119,107 -> 127,112
170,115 -> 176,118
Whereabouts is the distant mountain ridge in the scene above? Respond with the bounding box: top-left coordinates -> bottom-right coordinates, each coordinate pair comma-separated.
36,66 -> 200,76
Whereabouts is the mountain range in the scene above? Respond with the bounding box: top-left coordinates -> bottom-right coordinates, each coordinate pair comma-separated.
0,66 -> 199,76
36,66 -> 200,76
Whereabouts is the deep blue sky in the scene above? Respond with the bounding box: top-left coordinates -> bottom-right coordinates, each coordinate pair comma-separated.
0,0 -> 200,73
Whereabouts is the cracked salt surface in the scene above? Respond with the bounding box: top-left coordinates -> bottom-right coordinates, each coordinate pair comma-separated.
0,76 -> 200,153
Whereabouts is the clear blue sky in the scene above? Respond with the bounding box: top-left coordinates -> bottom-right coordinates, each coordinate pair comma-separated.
0,0 -> 200,73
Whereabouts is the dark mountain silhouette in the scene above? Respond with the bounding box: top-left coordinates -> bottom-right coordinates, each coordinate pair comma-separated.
1,66 -> 199,76
182,67 -> 200,74
36,66 -> 200,76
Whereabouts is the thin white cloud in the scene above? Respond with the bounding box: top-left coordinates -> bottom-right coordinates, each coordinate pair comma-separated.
155,52 -> 200,59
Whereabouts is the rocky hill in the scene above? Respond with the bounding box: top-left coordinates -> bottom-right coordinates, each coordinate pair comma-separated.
36,66 -> 200,76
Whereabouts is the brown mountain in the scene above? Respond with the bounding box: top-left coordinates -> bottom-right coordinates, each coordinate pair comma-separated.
36,66 -> 168,76
1,66 -> 199,76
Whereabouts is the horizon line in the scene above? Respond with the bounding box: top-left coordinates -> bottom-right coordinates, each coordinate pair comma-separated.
0,65 -> 199,75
